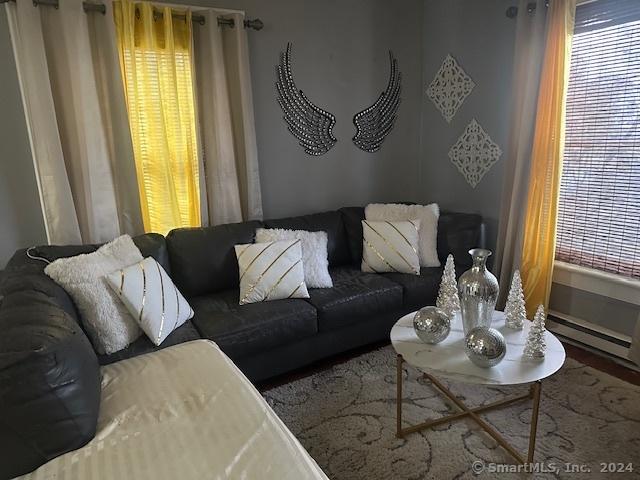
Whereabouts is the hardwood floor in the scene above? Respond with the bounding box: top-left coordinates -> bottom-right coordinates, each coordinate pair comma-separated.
258,338 -> 640,391
562,341 -> 640,386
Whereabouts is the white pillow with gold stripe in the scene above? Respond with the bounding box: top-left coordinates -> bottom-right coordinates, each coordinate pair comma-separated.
235,239 -> 309,305
105,257 -> 194,346
361,220 -> 421,275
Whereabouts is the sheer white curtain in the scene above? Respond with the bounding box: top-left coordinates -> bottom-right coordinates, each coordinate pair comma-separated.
6,0 -> 143,245
193,10 -> 263,226
494,0 -> 549,307
7,1 -> 262,242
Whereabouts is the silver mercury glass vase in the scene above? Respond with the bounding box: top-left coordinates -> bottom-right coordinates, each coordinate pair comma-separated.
458,248 -> 499,335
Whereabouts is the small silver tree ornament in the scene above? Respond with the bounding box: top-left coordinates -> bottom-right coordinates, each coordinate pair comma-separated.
436,254 -> 460,319
523,304 -> 547,359
505,270 -> 526,330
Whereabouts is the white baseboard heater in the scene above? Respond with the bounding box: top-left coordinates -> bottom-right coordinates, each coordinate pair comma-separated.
548,310 -> 632,360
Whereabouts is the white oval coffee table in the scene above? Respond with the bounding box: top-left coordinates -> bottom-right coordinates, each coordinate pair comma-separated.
391,310 -> 566,464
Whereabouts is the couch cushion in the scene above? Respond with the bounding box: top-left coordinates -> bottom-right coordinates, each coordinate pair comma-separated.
437,212 -> 483,268
190,290 -> 317,359
383,267 -> 443,311
306,266 -> 403,332
166,221 -> 262,297
98,320 -> 201,365
18,233 -> 171,274
339,206 -> 365,266
264,211 -> 350,267
22,341 -> 328,480
1,252 -> 79,318
132,233 -> 172,274
341,208 -> 484,270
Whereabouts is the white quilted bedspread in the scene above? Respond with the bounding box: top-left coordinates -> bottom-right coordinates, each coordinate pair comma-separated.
20,340 -> 328,480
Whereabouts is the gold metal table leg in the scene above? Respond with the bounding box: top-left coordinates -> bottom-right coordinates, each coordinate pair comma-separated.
527,381 -> 542,463
395,361 -> 543,464
396,354 -> 403,438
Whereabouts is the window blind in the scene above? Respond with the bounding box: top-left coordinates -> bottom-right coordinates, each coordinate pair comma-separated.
115,4 -> 201,235
555,0 -> 640,279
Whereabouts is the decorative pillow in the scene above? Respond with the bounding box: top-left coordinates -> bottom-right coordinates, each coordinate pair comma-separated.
235,240 -> 309,305
105,257 -> 194,346
365,203 -> 440,267
255,228 -> 332,288
361,220 -> 421,275
44,235 -> 143,354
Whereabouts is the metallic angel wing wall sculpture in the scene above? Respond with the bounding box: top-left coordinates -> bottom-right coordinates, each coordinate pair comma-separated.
275,43 -> 337,156
352,52 -> 402,153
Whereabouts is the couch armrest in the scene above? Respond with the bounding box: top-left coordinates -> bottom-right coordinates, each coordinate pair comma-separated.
0,293 -> 101,478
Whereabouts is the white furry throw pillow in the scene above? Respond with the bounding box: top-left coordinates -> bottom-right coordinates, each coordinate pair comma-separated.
365,203 -> 440,267
255,228 -> 333,288
45,235 -> 143,354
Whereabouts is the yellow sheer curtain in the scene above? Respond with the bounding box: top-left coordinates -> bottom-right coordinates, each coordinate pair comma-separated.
114,1 -> 200,234
520,0 -> 576,317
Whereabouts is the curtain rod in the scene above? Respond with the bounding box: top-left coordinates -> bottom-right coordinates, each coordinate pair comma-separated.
2,0 -> 263,30
505,0 -> 549,19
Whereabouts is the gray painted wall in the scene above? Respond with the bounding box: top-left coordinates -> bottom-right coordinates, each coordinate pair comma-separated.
0,8 -> 47,268
0,0 -> 423,265
418,1 -> 638,341
419,0 -> 516,252
0,0 -> 635,341
171,0 -> 425,218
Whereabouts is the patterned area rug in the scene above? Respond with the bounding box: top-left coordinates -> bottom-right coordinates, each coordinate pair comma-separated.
262,346 -> 640,480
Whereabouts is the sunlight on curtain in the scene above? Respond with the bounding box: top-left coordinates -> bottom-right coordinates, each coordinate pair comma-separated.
520,0 -> 576,317
114,1 -> 200,234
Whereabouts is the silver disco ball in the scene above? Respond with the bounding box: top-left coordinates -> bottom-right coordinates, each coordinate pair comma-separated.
464,327 -> 506,368
413,306 -> 451,344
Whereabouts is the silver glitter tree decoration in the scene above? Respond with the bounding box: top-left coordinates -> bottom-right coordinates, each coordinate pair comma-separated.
523,304 -> 547,359
436,254 -> 460,318
505,270 -> 526,329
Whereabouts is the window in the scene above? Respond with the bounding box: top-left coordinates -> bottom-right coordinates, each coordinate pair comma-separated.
555,0 -> 640,279
115,4 -> 201,235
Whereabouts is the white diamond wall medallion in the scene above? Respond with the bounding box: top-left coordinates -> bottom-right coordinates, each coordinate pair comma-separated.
426,54 -> 475,123
448,119 -> 502,188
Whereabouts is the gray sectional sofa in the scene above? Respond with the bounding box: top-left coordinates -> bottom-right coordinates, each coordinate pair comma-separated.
0,205 -> 482,478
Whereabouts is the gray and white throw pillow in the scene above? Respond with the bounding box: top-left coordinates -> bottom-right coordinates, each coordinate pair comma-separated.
365,203 -> 440,267
45,235 -> 143,354
255,228 -> 332,288
361,219 -> 421,275
235,240 -> 310,305
105,257 -> 194,346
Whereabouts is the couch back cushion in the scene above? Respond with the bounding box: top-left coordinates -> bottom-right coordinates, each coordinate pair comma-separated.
132,233 -> 172,274
339,206 -> 365,265
2,251 -> 79,319
264,211 -> 350,267
437,211 -> 483,268
339,206 -> 483,268
166,221 -> 262,297
21,233 -> 171,274
0,290 -> 101,479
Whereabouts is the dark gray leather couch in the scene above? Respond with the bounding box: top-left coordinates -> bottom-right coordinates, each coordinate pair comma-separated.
0,206 -> 481,478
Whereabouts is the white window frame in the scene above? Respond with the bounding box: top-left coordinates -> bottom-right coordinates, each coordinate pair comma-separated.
553,261 -> 640,306
552,0 -> 640,297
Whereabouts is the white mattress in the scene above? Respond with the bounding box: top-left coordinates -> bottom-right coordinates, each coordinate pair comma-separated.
20,340 -> 328,480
